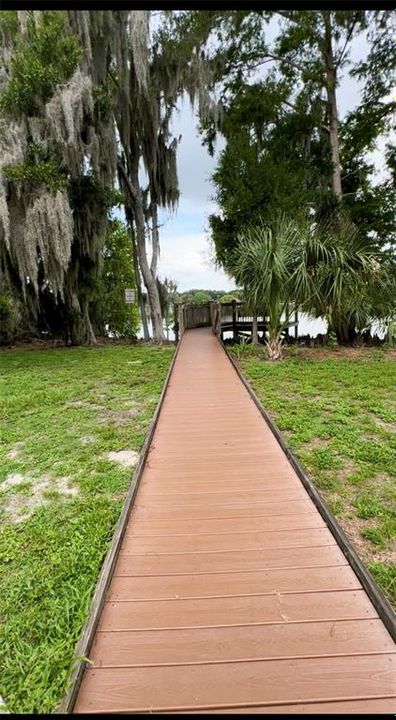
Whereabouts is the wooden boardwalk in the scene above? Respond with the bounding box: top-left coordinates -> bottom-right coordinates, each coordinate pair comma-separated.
74,328 -> 396,714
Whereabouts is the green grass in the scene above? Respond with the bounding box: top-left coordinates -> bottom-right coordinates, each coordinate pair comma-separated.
0,343 -> 174,713
233,345 -> 396,608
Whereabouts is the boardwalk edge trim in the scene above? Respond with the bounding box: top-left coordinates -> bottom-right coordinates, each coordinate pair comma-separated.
56,340 -> 181,714
222,340 -> 396,643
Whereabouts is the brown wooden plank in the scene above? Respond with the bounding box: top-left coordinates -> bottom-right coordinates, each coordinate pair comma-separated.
138,481 -> 304,496
135,490 -> 310,507
114,545 -> 346,576
121,527 -> 336,553
141,466 -> 298,480
90,619 -> 394,668
74,653 -> 396,713
138,480 -> 300,493
124,513 -> 324,539
98,590 -> 378,632
129,503 -> 318,522
170,698 -> 396,713
107,566 -> 360,601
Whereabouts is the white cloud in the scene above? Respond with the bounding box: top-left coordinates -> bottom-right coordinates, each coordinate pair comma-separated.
158,231 -> 233,291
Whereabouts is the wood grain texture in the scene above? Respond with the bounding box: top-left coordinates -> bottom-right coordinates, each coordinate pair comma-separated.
98,590 -> 378,631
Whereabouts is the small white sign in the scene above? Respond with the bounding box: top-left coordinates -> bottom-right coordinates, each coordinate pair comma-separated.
124,288 -> 136,304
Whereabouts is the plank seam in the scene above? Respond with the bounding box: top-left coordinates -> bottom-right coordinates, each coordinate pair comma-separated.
108,587 -> 362,602
79,650 -> 396,671
113,562 -> 348,578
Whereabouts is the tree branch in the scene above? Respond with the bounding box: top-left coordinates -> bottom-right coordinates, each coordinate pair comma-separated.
231,51 -> 305,74
335,13 -> 359,69
117,160 -> 137,202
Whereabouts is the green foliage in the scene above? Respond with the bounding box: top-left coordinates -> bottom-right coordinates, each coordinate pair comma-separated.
239,347 -> 396,606
3,144 -> 67,192
177,289 -> 238,304
0,11 -> 18,37
386,319 -> 396,346
368,562 -> 396,604
0,343 -> 174,712
219,293 -> 242,303
186,9 -> 395,333
92,81 -> 115,120
0,11 -> 81,117
325,330 -> 338,348
91,219 -> 139,338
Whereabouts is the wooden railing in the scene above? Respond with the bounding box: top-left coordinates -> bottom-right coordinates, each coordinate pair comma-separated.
174,300 -> 299,342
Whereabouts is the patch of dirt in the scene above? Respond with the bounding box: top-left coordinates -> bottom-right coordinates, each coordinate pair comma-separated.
337,458 -> 357,482
373,418 -> 396,433
64,400 -> 103,411
338,511 -> 395,565
7,442 -> 24,460
302,437 -> 328,450
98,408 -> 139,426
284,346 -> 396,362
1,473 -> 77,524
341,516 -> 378,559
363,432 -> 382,442
107,450 -> 139,468
1,473 -> 26,490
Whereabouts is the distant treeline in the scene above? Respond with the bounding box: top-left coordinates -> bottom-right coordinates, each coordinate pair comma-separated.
176,289 -> 242,305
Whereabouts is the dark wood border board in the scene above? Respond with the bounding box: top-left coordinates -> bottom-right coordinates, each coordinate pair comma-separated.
56,340 -> 181,714
221,339 -> 396,643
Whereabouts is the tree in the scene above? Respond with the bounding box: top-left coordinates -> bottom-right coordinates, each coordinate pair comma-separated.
91,219 -> 139,339
0,10 -> 119,345
169,10 -> 395,341
0,10 -> 187,345
232,214 -> 391,359
115,11 -> 182,343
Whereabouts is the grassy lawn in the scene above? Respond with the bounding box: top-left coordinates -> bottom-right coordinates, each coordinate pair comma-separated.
0,343 -> 174,714
232,345 -> 396,608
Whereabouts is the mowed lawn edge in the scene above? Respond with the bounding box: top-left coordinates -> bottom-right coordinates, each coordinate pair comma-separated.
0,343 -> 174,714
233,345 -> 396,609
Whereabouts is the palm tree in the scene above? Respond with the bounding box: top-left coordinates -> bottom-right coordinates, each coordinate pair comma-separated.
232,215 -> 304,359
231,214 -> 390,360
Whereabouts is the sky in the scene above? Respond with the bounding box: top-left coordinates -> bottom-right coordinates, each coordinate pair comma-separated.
152,18 -> 391,293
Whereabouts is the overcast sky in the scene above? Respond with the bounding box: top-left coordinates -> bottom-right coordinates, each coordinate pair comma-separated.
154,19 -> 390,293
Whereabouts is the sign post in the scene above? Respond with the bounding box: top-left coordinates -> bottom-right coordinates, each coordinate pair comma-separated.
124,288 -> 136,304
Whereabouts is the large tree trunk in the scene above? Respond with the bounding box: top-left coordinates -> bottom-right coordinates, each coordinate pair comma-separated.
129,221 -> 150,341
322,12 -> 342,200
148,203 -> 160,334
150,202 -> 160,277
119,162 -> 165,343
84,304 -> 97,345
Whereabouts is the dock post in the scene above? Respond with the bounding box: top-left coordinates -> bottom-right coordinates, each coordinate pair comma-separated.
285,302 -> 289,341
173,303 -> 179,344
232,300 -> 237,343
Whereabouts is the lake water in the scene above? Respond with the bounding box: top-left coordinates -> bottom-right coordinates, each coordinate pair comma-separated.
138,313 -> 387,341
138,313 -> 327,341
